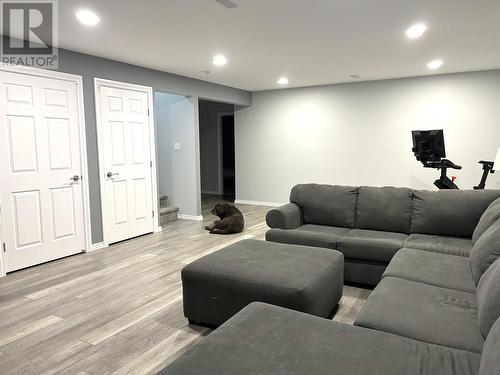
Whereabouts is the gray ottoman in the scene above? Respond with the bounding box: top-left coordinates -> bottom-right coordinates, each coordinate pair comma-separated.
182,239 -> 344,327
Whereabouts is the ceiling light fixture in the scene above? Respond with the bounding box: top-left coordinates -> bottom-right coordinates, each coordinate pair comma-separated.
350,74 -> 361,79
76,9 -> 100,26
213,55 -> 228,66
427,59 -> 443,70
277,77 -> 288,85
406,23 -> 427,39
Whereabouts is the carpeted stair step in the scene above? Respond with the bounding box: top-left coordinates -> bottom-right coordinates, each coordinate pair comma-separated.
160,205 -> 179,225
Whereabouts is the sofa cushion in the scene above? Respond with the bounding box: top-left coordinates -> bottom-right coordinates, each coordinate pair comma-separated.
410,190 -> 500,238
336,229 -> 407,263
404,234 -> 473,257
160,302 -> 481,375
470,219 -> 500,284
383,248 -> 476,293
472,197 -> 500,243
290,184 -> 358,228
479,317 -> 500,375
266,225 -> 349,249
354,277 -> 484,353
477,258 -> 500,338
355,186 -> 412,234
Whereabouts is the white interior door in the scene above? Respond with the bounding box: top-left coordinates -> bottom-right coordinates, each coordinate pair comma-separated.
0,71 -> 86,272
97,85 -> 154,244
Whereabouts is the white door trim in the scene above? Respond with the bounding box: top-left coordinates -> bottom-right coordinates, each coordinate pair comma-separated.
0,64 -> 91,277
94,78 -> 160,248
0,205 -> 6,277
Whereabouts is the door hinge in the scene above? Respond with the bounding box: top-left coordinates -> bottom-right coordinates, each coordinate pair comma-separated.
150,161 -> 152,168
152,210 -> 154,217
2,243 -> 6,253
147,108 -> 150,116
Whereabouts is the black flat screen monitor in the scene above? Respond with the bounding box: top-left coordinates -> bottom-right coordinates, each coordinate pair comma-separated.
412,130 -> 446,162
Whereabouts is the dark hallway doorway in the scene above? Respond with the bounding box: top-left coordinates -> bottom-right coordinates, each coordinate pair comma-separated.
198,100 -> 235,203
221,114 -> 235,200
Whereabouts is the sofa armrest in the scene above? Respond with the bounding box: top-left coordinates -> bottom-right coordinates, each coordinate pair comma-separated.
266,203 -> 303,229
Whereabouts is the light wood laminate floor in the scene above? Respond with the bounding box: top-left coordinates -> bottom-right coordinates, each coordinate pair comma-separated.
0,198 -> 371,375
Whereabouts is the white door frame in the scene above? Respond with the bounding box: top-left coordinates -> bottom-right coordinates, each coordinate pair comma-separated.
94,78 -> 160,248
0,63 -> 92,277
216,112 -> 235,196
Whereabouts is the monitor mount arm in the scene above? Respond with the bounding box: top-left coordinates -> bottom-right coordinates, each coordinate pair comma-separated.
474,161 -> 495,190
422,159 -> 462,190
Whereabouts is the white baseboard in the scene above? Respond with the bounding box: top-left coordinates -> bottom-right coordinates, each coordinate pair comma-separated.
234,199 -> 284,207
88,242 -> 106,252
178,214 -> 204,221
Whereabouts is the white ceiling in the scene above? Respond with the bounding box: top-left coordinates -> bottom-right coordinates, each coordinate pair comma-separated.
56,0 -> 500,91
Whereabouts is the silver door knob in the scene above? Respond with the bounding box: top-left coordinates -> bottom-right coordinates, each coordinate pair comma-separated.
106,172 -> 119,178
70,175 -> 81,182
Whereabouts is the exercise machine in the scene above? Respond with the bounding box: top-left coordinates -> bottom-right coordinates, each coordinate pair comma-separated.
412,131 -> 499,190
412,130 -> 462,189
474,161 -> 495,190
425,159 -> 462,189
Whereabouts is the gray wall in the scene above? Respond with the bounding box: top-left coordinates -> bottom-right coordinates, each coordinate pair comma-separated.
235,70 -> 500,205
1,35 -> 251,244
155,92 -> 201,217
199,100 -> 234,194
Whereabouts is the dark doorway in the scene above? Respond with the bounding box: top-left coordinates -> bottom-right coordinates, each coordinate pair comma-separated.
198,100 -> 235,205
221,114 -> 235,200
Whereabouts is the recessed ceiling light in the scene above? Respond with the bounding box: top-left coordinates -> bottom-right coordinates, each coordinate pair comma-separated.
406,23 -> 427,39
350,74 -> 361,79
76,9 -> 100,26
427,59 -> 443,70
277,77 -> 288,85
213,55 -> 228,66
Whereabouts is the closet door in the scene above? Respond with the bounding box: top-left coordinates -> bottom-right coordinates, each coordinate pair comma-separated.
0,71 -> 86,272
97,85 -> 154,244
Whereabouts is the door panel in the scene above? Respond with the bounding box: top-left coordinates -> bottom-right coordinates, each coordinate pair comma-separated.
112,180 -> 129,225
132,178 -> 147,220
131,122 -> 145,164
110,121 -> 126,166
7,115 -> 38,173
50,186 -> 76,240
43,87 -> 68,107
47,118 -> 72,170
129,98 -> 143,113
4,82 -> 33,104
12,190 -> 43,248
0,71 -> 86,272
98,86 -> 154,244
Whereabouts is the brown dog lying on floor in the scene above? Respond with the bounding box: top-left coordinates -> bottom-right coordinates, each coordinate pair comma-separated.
205,203 -> 244,234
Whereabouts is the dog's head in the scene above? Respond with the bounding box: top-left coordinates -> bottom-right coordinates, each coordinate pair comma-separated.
211,203 -> 233,218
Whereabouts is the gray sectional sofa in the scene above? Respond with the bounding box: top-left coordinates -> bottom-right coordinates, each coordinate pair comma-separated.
160,185 -> 500,375
266,184 -> 500,285
161,302 -> 499,375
